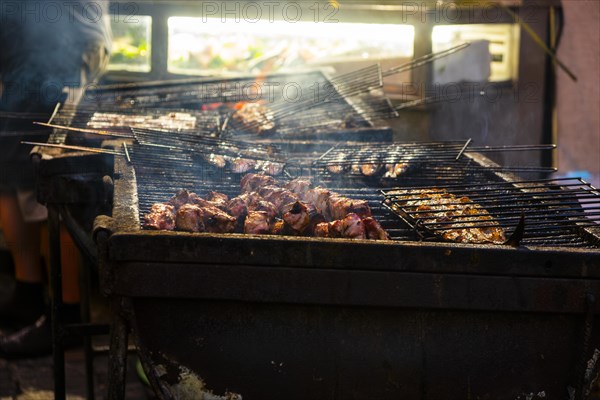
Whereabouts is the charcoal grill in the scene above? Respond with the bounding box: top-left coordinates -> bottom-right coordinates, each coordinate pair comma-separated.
93,140 -> 600,400
28,71 -> 397,400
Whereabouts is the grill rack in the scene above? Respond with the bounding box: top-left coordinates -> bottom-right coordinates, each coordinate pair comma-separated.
382,178 -> 600,246
83,71 -> 374,138
128,138 -> 600,248
307,141 -> 558,182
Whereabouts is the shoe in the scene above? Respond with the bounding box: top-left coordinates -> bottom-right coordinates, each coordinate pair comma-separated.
0,306 -> 84,359
0,314 -> 52,359
0,276 -> 45,326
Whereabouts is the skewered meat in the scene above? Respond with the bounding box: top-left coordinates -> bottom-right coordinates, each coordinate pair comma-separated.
88,111 -> 197,131
205,191 -> 229,210
384,163 -> 410,178
387,189 -> 506,244
227,196 -> 249,219
244,211 -> 272,234
341,213 -> 366,239
251,200 -> 278,220
256,161 -> 285,176
314,222 -> 329,238
363,217 -> 390,240
200,204 -> 237,233
168,189 -> 199,209
231,103 -> 276,134
144,174 -> 390,240
327,165 -> 347,174
315,214 -> 365,239
328,195 -> 372,220
204,153 -> 227,169
305,207 -> 327,236
271,219 -> 285,235
258,186 -> 298,211
144,203 -> 176,230
303,187 -> 331,218
285,178 -> 313,197
360,164 -> 382,177
230,158 -> 256,174
329,220 -> 344,238
282,201 -> 310,233
176,204 -> 205,232
241,173 -> 278,193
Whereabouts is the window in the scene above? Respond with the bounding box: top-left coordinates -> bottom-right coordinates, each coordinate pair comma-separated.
108,16 -> 152,72
168,17 -> 414,75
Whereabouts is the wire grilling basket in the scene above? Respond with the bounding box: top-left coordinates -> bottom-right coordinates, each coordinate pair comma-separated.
382,178 -> 600,247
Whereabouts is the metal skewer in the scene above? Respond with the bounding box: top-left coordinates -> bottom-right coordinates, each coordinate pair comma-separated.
21,141 -> 123,155
33,122 -> 133,138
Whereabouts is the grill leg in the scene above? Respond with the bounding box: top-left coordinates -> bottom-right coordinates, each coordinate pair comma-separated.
49,205 -> 66,400
108,296 -> 129,400
80,257 -> 96,400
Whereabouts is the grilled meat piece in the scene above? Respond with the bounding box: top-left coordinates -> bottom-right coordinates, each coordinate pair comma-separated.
327,165 -> 347,174
175,204 -> 205,232
329,219 -> 344,238
271,219 -> 285,235
285,178 -> 313,197
256,161 -> 284,176
168,189 -> 197,209
244,211 -> 272,234
231,103 -> 276,134
328,194 -> 372,220
230,158 -> 256,174
305,206 -> 327,236
388,189 -> 506,244
314,222 -> 329,237
282,201 -> 310,233
204,153 -> 227,169
251,200 -> 278,220
240,173 -> 278,193
258,186 -> 299,211
303,187 -> 331,218
239,192 -> 264,207
201,205 -> 237,234
341,213 -> 366,239
314,215 -> 386,240
227,196 -> 249,219
384,163 -> 409,178
88,111 -> 197,131
363,217 -> 390,240
360,164 -> 382,177
144,203 -> 176,230
205,191 -> 229,210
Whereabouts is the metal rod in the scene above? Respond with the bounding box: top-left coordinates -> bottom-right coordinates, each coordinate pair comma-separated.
21,141 -> 124,155
48,102 -> 62,124
49,206 -> 66,400
33,122 -> 133,138
382,43 -> 470,77
123,143 -> 131,163
456,139 -> 473,160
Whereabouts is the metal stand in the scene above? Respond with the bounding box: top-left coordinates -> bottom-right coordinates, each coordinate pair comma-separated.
48,204 -> 110,400
49,205 -> 66,400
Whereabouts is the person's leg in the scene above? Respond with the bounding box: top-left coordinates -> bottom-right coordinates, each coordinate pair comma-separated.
0,194 -> 45,324
0,195 -> 43,283
0,202 -> 83,358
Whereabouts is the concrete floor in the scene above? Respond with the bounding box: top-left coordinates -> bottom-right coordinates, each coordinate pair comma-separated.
0,346 -> 151,400
0,243 -> 152,400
